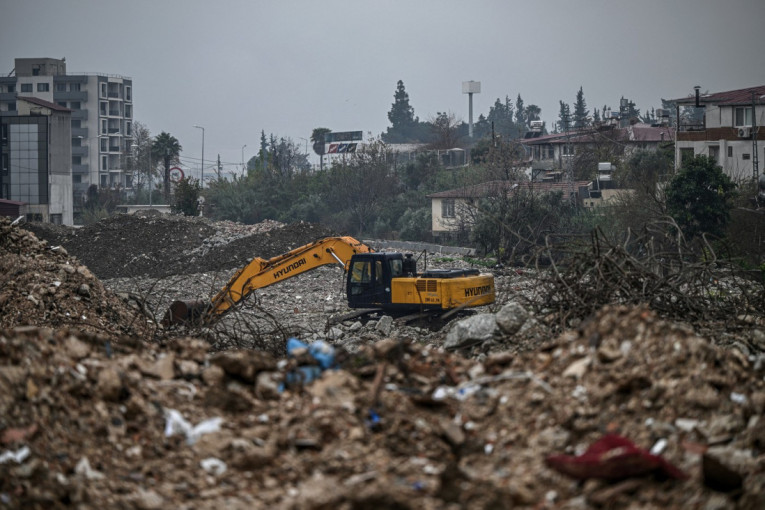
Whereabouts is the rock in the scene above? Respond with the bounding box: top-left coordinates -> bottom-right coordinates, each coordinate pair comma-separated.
444,313 -> 498,350
97,367 -> 123,401
495,301 -> 529,335
375,315 -> 394,336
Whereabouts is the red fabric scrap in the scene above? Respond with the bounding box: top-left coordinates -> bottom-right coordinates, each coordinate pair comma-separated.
545,434 -> 688,481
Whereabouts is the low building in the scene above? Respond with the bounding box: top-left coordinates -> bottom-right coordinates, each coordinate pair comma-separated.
0,96 -> 73,224
521,122 -> 673,179
672,85 -> 765,183
428,180 -> 591,242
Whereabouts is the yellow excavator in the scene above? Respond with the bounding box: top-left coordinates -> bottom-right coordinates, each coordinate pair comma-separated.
163,236 -> 495,325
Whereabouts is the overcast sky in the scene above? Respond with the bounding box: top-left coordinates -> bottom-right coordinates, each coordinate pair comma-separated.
2,0 -> 764,177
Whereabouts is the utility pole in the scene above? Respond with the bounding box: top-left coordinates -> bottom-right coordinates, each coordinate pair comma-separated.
753,91 -> 759,186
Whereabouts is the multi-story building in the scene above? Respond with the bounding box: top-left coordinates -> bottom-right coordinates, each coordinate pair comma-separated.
0,96 -> 73,224
0,57 -> 133,223
673,85 -> 765,184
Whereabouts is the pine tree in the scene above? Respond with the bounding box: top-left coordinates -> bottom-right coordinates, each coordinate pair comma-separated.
515,94 -> 526,129
384,80 -> 418,142
558,101 -> 572,132
573,86 -> 589,129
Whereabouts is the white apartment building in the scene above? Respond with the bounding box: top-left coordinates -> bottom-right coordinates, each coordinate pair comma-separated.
0,58 -> 133,223
674,85 -> 765,184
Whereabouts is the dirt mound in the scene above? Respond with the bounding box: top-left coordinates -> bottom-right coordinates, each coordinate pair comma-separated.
1,306 -> 763,508
23,214 -> 338,279
0,217 -> 151,340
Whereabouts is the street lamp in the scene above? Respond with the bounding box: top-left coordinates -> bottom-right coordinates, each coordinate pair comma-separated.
298,137 -> 308,155
241,144 -> 247,174
131,141 -> 153,206
193,125 -> 205,187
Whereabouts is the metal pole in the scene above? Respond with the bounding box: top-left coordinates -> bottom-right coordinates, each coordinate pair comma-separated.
468,92 -> 474,138
241,144 -> 247,174
148,146 -> 152,206
194,125 -> 205,187
753,92 -> 759,185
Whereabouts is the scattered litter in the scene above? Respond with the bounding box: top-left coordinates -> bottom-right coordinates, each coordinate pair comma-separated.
164,409 -> 223,445
546,434 -> 688,481
0,446 -> 30,464
75,457 -> 105,480
730,392 -> 747,404
200,457 -> 227,476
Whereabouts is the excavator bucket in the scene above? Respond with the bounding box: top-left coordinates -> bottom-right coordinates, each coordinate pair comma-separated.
162,300 -> 210,326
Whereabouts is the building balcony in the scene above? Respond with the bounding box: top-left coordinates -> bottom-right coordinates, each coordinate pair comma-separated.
71,127 -> 88,138
72,164 -> 89,175
71,110 -> 88,121
0,92 -> 16,101
72,146 -> 89,157
108,110 -> 120,117
53,91 -> 88,102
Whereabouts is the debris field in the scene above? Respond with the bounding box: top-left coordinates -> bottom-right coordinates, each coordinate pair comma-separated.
2,213 -> 765,509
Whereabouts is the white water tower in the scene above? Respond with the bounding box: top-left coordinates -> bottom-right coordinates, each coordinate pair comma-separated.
462,81 -> 481,138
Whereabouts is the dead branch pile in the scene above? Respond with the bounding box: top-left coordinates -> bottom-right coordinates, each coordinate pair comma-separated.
529,219 -> 765,328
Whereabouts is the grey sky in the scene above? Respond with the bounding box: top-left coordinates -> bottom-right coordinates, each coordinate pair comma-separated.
2,0 -> 764,177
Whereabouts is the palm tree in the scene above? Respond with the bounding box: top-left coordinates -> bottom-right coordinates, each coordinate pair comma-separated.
152,131 -> 182,201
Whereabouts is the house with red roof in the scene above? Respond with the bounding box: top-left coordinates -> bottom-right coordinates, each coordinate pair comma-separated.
673,85 -> 765,183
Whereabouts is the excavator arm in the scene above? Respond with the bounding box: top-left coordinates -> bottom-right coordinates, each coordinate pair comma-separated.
163,236 -> 371,325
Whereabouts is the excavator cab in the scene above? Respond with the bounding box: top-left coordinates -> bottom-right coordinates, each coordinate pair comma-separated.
346,253 -> 404,308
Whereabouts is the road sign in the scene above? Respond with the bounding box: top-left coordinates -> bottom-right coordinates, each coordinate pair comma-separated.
169,167 -> 185,183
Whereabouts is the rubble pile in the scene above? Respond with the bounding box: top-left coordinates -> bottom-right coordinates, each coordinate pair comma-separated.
24,213 -> 334,279
0,218 -> 151,339
2,305 -> 763,508
3,213 -> 765,508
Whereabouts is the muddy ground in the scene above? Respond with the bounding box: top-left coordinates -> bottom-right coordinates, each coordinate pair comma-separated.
3,213 -> 765,509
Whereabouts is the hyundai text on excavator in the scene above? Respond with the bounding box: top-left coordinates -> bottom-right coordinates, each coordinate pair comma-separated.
163,236 -> 495,325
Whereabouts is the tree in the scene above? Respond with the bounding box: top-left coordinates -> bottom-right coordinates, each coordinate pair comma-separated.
171,177 -> 201,216
428,112 -> 462,150
486,96 -> 515,139
573,86 -> 589,129
324,139 -> 398,236
152,131 -> 182,201
311,127 -> 331,170
128,121 -> 155,199
665,155 -> 735,239
383,80 -> 422,143
514,94 -> 526,131
557,101 -> 572,132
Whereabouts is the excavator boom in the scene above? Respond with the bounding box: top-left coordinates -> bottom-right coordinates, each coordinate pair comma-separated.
163,236 -> 371,325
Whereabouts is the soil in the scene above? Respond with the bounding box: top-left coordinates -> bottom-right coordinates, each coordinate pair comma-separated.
2,213 -> 765,509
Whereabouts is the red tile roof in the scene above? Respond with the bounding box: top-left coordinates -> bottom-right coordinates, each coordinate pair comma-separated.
672,85 -> 765,106
427,180 -> 591,199
16,95 -> 72,112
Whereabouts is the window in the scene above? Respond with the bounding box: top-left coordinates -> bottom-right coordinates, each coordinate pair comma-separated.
70,83 -> 80,92
69,101 -> 80,110
100,83 -> 107,98
56,83 -> 67,92
57,102 -> 67,108
101,156 -> 108,171
728,146 -> 733,158
125,86 -> 131,101
709,146 -> 719,161
72,156 -> 81,164
101,119 -> 108,134
20,83 -> 32,93
100,102 -> 107,116
125,104 -> 132,118
680,148 -> 694,165
735,107 -> 752,127
743,153 -> 751,160
101,138 -> 108,152
100,173 -> 108,187
390,259 -> 403,277
37,83 -> 49,92
6,84 -> 14,93
71,119 -> 81,128
442,199 -> 455,218
32,68 -> 40,76
562,144 -> 574,156
126,121 -> 132,136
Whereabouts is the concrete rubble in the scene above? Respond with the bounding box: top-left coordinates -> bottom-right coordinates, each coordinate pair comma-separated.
3,214 -> 765,509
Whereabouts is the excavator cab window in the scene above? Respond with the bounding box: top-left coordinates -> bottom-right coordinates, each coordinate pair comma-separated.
349,260 -> 371,295
390,259 -> 403,278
